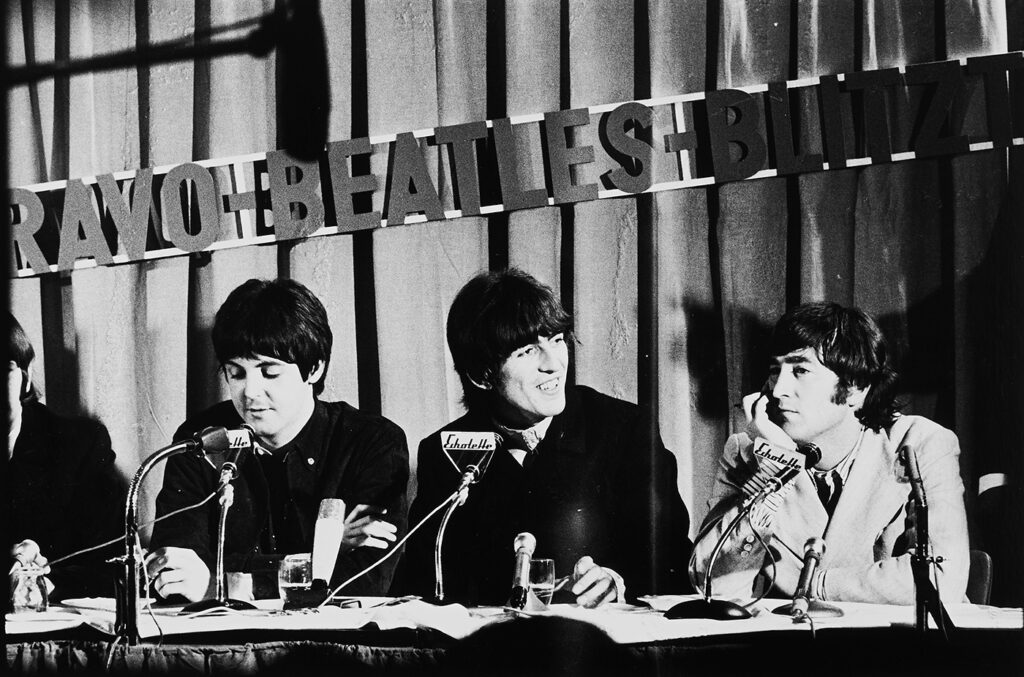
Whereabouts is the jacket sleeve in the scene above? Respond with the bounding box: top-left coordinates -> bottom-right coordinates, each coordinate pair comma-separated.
329,420 -> 410,596
611,406 -> 694,596
149,450 -> 219,565
689,434 -> 776,599
819,422 -> 970,604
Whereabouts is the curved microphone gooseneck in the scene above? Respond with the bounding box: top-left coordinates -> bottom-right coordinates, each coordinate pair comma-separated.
665,443 -> 822,620
117,426 -> 237,645
433,438 -> 499,602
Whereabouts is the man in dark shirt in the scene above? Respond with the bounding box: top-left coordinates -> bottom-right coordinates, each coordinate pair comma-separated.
147,279 -> 409,600
393,269 -> 692,607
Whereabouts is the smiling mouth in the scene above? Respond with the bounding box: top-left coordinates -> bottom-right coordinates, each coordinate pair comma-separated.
538,378 -> 561,393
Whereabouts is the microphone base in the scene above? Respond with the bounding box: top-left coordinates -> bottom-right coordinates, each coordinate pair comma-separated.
772,599 -> 844,618
179,597 -> 257,615
664,598 -> 752,620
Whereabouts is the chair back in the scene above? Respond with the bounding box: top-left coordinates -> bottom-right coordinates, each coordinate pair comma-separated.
967,549 -> 993,605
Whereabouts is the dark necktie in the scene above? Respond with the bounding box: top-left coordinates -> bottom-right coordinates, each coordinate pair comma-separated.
813,469 -> 843,516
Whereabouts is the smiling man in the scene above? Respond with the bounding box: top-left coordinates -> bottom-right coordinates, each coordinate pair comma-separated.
148,279 -> 409,602
393,269 -> 692,607
691,302 -> 969,604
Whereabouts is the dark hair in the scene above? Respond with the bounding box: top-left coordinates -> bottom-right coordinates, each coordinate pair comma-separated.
447,269 -> 572,412
212,279 -> 332,396
8,313 -> 39,402
768,302 -> 899,430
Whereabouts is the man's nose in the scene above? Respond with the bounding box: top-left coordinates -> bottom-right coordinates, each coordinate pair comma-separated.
241,374 -> 263,398
537,344 -> 562,371
771,372 -> 791,398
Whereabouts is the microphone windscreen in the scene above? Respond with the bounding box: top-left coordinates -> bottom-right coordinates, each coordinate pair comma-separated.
513,532 -> 536,556
803,537 -> 826,558
312,498 -> 346,583
318,498 -> 345,521
195,426 -> 231,452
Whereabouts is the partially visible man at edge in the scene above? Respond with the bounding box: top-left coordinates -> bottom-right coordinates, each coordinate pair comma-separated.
7,313 -> 126,602
148,278 -> 409,601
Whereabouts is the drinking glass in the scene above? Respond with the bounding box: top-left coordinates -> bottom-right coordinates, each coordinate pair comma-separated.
278,553 -> 312,605
529,558 -> 555,605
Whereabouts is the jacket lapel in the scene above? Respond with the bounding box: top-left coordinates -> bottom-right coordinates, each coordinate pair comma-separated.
822,427 -> 907,567
772,472 -> 828,561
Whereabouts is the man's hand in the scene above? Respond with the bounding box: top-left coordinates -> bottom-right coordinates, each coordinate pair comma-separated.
569,556 -> 623,608
144,547 -> 211,602
742,391 -> 796,450
341,504 -> 398,551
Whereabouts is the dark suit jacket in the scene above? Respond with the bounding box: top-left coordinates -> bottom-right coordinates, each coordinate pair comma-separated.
392,385 -> 693,605
7,401 -> 126,602
150,399 -> 410,596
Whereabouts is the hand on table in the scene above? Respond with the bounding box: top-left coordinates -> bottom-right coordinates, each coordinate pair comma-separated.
341,504 -> 398,551
145,546 -> 211,602
570,555 -> 624,608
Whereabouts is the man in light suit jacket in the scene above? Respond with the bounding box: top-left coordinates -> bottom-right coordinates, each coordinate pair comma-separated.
691,302 -> 969,604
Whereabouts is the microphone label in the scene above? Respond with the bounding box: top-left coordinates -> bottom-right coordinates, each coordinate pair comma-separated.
442,432 -> 498,453
753,439 -> 805,469
226,429 -> 252,449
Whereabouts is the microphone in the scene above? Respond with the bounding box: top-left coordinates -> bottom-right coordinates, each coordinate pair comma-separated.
901,446 -> 927,508
773,537 -> 843,618
433,432 -> 501,602
196,426 -> 254,483
506,532 -> 536,610
742,441 -> 822,510
666,441 -> 822,621
119,425 -> 255,641
312,498 -> 346,585
792,537 -> 825,614
276,0 -> 330,160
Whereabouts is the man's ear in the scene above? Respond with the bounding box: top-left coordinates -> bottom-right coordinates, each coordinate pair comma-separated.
21,364 -> 34,400
306,361 -> 326,385
847,384 -> 869,411
467,370 -> 493,391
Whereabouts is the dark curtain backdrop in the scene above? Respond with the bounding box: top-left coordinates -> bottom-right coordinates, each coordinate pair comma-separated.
6,1 -> 1024,605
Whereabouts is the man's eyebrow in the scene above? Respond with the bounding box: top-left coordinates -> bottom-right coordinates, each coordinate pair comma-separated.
224,358 -> 286,368
769,354 -> 812,365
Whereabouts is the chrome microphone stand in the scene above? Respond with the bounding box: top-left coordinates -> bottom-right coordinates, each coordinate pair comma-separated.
179,457 -> 257,615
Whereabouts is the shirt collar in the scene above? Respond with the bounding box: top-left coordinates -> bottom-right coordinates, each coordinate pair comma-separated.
809,426 -> 866,485
495,416 -> 553,466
